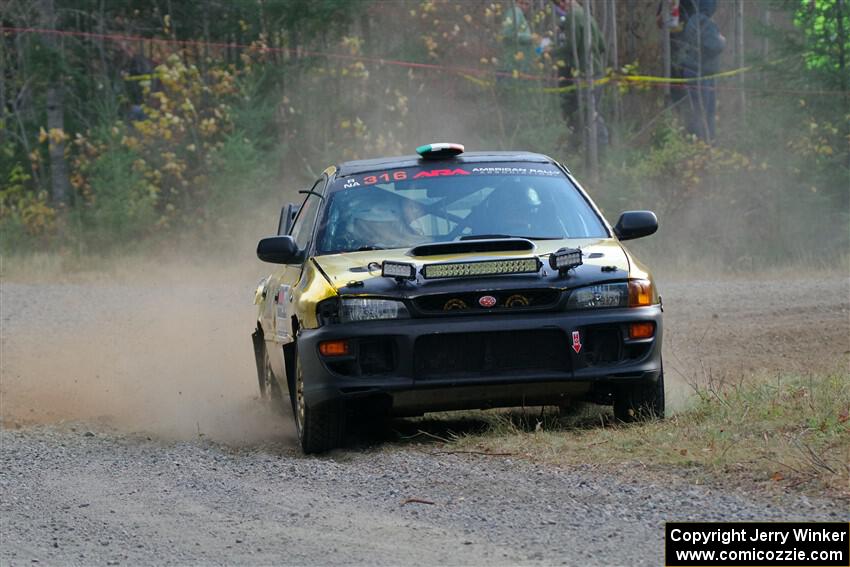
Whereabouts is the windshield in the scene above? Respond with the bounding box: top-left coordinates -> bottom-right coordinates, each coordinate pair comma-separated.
315,162 -> 608,254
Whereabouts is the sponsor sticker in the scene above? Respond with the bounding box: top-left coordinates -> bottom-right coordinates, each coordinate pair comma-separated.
337,162 -> 562,189
571,330 -> 582,353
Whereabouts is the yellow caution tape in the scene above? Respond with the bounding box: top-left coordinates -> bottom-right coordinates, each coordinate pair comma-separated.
459,73 -> 492,88
124,73 -> 158,82
460,64 -> 753,94
619,65 -> 752,84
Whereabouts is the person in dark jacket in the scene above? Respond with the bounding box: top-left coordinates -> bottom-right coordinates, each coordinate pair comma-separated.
658,0 -> 697,104
680,0 -> 725,142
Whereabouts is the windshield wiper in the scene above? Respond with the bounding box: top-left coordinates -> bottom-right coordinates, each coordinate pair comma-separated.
355,245 -> 386,251
515,236 -> 563,240
459,234 -> 563,241
459,234 -> 513,240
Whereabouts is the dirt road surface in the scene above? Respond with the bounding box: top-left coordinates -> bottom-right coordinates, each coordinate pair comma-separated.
1,271 -> 848,565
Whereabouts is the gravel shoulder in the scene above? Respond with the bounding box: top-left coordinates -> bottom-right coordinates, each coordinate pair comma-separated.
1,426 -> 846,566
1,270 -> 848,565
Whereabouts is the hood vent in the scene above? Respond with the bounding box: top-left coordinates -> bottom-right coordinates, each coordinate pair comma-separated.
408,238 -> 534,257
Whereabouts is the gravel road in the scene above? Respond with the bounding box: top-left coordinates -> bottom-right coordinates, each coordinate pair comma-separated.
1,270 -> 848,565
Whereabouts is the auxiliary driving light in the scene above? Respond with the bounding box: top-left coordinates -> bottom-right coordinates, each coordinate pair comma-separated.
629,322 -> 655,339
549,247 -> 583,274
382,260 -> 416,280
319,340 -> 350,356
422,258 -> 541,279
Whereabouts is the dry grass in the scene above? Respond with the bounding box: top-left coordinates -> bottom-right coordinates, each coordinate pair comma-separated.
434,372 -> 849,498
0,250 -> 264,284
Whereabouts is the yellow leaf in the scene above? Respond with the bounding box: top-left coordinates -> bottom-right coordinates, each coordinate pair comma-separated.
48,128 -> 67,145
38,127 -> 48,143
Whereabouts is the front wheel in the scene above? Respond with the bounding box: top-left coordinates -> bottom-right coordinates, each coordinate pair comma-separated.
613,370 -> 665,422
292,348 -> 343,454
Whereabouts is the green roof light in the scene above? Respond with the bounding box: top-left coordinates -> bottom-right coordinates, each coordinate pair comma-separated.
416,142 -> 465,159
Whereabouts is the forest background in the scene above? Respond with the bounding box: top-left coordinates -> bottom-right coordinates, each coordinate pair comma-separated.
1,0 -> 847,272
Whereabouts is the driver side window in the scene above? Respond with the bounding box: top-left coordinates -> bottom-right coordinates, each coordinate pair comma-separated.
290,178 -> 324,250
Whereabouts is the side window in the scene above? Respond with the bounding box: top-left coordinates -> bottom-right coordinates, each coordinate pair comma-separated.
290,178 -> 324,250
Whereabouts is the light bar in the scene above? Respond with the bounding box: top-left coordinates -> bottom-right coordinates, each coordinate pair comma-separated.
416,142 -> 465,159
549,247 -> 583,274
422,258 -> 541,279
382,260 -> 416,280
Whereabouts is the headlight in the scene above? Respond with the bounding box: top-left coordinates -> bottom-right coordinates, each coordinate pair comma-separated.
567,280 -> 655,309
339,298 -> 410,323
567,283 -> 628,309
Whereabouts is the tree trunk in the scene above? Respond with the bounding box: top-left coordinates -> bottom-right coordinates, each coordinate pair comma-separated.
662,0 -> 671,99
569,6 -> 585,154
584,0 -> 598,182
761,6 -> 770,57
0,30 -> 6,129
836,0 -> 848,170
736,0 -> 746,122
836,0 -> 847,95
609,0 -> 620,142
46,86 -> 70,207
39,0 -> 71,208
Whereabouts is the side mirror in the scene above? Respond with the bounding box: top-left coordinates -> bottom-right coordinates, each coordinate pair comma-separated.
257,235 -> 300,264
614,211 -> 658,241
277,203 -> 300,235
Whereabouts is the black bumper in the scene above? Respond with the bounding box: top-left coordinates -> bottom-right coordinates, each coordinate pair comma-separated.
296,306 -> 662,415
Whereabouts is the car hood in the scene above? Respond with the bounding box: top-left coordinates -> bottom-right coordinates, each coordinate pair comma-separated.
312,238 -> 631,298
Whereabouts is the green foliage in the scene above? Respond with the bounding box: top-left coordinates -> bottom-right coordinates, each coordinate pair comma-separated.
76,146 -> 157,245
794,0 -> 849,80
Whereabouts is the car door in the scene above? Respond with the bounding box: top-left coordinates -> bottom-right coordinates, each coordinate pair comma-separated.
265,177 -> 326,371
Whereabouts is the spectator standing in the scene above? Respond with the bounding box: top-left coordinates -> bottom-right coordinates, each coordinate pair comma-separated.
501,0 -> 535,76
553,0 -> 608,149
657,0 -> 697,104
680,0 -> 726,142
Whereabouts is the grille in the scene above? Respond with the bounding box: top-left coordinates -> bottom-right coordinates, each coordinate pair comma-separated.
414,329 -> 569,379
413,289 -> 560,315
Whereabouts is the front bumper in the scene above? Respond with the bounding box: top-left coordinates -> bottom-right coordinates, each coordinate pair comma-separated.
296,306 -> 662,415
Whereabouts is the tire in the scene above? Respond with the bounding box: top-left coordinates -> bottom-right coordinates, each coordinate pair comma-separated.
291,347 -> 343,454
613,370 -> 665,422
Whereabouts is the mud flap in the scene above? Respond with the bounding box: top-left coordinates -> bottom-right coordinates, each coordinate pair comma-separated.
251,327 -> 266,396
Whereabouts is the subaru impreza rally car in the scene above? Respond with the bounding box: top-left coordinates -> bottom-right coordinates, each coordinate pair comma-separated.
252,143 -> 662,453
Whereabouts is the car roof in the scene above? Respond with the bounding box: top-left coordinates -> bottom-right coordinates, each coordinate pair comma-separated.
336,151 -> 555,177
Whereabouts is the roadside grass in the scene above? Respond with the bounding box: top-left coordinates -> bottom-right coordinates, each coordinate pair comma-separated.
409,372 -> 849,498
0,249 -> 264,284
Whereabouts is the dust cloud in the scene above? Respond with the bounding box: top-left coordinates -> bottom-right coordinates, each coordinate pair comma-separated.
0,258 -> 296,446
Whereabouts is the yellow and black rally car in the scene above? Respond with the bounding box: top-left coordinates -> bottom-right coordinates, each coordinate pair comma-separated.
252,143 -> 662,453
